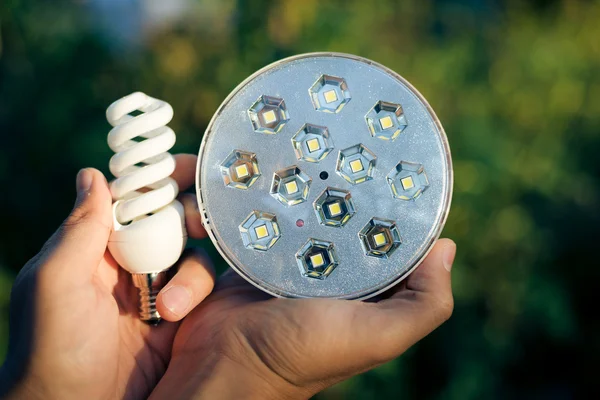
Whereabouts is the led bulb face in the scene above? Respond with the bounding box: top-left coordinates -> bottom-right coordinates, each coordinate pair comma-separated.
197,53 -> 452,299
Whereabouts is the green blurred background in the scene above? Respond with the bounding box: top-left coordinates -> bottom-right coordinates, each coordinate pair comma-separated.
1,0 -> 598,398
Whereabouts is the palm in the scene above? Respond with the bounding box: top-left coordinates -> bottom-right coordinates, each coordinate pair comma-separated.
167,235 -> 454,399
3,155 -> 211,399
51,252 -> 180,399
171,270 -> 378,389
41,154 -> 204,399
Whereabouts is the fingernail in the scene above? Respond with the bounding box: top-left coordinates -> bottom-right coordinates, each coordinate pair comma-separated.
443,242 -> 456,272
76,169 -> 93,194
161,285 -> 191,317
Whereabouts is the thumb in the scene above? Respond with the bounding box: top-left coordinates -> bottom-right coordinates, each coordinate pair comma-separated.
42,168 -> 113,277
356,239 -> 456,364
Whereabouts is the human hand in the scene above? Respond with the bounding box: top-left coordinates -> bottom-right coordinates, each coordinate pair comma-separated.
0,154 -> 215,400
151,183 -> 456,400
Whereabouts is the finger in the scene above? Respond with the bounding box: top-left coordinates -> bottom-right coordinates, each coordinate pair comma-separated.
359,239 -> 456,363
156,248 -> 216,321
211,268 -> 273,303
43,169 -> 113,278
180,193 -> 207,239
396,238 -> 455,296
171,154 -> 198,192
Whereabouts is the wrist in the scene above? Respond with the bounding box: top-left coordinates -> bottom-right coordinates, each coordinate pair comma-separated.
150,352 -> 309,400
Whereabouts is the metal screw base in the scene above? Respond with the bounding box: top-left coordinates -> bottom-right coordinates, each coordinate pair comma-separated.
132,271 -> 168,325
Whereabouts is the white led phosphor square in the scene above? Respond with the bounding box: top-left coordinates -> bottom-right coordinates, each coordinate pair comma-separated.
235,164 -> 249,178
285,181 -> 299,194
323,90 -> 338,104
349,159 -> 364,173
328,202 -> 342,217
373,232 -> 387,247
306,138 -> 321,153
254,224 -> 269,239
379,116 -> 394,130
262,109 -> 277,124
401,176 -> 415,190
310,253 -> 325,268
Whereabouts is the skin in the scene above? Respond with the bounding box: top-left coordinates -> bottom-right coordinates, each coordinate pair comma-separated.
0,154 -> 455,400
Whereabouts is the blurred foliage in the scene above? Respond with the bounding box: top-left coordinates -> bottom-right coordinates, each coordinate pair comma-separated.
1,0 -> 599,398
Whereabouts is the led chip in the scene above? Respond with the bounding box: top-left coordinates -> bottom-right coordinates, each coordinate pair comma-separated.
328,202 -> 342,217
349,159 -> 364,173
285,181 -> 299,194
235,164 -> 249,178
379,116 -> 394,130
373,232 -> 388,247
401,176 -> 415,190
254,224 -> 269,239
323,90 -> 338,104
262,109 -> 277,124
310,253 -> 325,268
306,138 -> 321,153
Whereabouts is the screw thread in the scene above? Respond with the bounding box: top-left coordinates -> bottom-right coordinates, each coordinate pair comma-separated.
138,287 -> 161,325
131,271 -> 168,325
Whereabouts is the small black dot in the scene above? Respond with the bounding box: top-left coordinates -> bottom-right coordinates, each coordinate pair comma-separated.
319,171 -> 329,180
